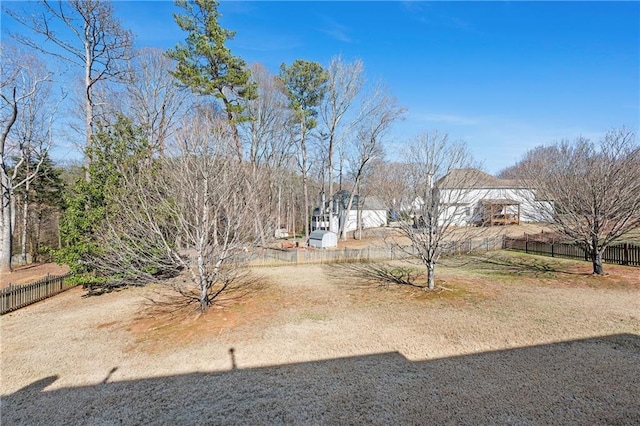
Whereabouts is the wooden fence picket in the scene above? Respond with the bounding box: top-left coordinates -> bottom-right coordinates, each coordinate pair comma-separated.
503,237 -> 640,267
1,273 -> 74,315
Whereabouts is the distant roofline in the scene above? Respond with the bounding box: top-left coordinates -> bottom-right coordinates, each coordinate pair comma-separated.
437,168 -> 532,189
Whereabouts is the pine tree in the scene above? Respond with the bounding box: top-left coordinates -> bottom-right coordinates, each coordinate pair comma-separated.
167,0 -> 257,160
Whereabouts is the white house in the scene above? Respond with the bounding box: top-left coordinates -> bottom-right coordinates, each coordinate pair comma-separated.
432,169 -> 551,226
312,190 -> 387,234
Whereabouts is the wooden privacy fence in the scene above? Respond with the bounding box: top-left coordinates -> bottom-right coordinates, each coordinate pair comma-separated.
503,237 -> 640,266
1,273 -> 74,315
234,236 -> 505,267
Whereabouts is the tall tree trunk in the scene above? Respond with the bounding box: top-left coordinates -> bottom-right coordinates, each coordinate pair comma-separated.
356,196 -> 362,240
10,188 -> 16,241
85,40 -> 93,183
302,170 -> 309,241
250,166 -> 267,246
292,188 -> 296,242
277,184 -> 281,233
0,172 -> 12,273
21,178 -> 29,264
222,97 -> 243,162
340,175 -> 363,241
33,208 -> 43,263
1,88 -> 18,273
340,188 -> 357,241
338,148 -> 344,191
301,126 -> 309,241
328,134 -> 336,233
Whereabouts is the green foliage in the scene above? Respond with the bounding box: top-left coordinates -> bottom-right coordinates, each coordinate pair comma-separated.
55,115 -> 151,274
11,152 -> 64,208
279,60 -> 328,130
9,152 -> 65,262
167,0 -> 257,123
65,273 -> 108,288
55,179 -> 104,273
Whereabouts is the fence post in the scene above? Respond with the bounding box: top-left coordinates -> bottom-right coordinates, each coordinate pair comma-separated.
551,243 -> 554,258
623,243 -> 629,266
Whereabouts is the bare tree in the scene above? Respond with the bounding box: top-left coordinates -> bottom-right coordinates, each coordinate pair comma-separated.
496,145 -> 558,179
91,116 -> 262,312
367,160 -> 409,221
7,0 -> 133,180
389,131 -> 482,290
339,84 -> 405,240
518,129 -> 640,275
125,48 -> 189,155
320,56 -> 364,231
240,63 -> 295,241
1,44 -> 55,272
242,63 -> 294,168
11,59 -> 59,265
279,60 -> 328,241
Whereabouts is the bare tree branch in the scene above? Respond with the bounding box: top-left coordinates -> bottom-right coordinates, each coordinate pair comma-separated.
517,128 -> 640,274
6,0 -> 133,180
90,116 -> 265,312
1,43 -> 56,272
388,131 -> 484,289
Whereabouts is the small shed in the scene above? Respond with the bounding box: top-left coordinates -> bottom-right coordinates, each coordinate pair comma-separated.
308,230 -> 338,249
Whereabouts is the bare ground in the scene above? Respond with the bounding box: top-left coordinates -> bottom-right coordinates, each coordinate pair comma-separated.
1,252 -> 639,424
0,263 -> 70,289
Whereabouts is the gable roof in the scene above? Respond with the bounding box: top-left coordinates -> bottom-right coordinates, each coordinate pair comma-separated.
437,168 -> 524,189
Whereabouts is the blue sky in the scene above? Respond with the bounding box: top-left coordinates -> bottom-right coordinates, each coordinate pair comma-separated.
3,1 -> 639,174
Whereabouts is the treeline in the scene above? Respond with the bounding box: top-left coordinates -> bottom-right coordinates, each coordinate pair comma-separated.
1,0 -> 408,310
2,1 -> 638,311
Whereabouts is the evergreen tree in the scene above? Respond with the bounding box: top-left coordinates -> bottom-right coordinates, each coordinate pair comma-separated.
167,0 -> 257,160
12,152 -> 64,261
56,116 -> 150,275
279,60 -> 328,239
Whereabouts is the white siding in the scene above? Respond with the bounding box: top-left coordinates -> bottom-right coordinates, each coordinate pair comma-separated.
439,187 -> 548,226
343,210 -> 387,232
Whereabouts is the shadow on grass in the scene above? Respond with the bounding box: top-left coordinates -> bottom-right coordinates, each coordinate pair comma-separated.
325,262 -> 427,289
440,251 -> 586,277
137,270 -> 269,318
3,334 -> 639,424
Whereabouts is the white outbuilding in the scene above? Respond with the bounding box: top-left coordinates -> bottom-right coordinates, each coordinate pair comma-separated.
308,230 -> 338,249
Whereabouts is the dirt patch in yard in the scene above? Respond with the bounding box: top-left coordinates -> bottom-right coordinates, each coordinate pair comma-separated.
2,253 -> 639,424
0,262 -> 69,288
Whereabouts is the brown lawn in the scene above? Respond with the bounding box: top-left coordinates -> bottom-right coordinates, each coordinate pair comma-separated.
1,247 -> 639,424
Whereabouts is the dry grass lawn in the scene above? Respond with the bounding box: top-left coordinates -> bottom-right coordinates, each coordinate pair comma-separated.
1,251 -> 639,424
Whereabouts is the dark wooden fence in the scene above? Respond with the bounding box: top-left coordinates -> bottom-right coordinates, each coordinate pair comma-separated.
1,273 -> 74,315
503,237 -> 640,266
